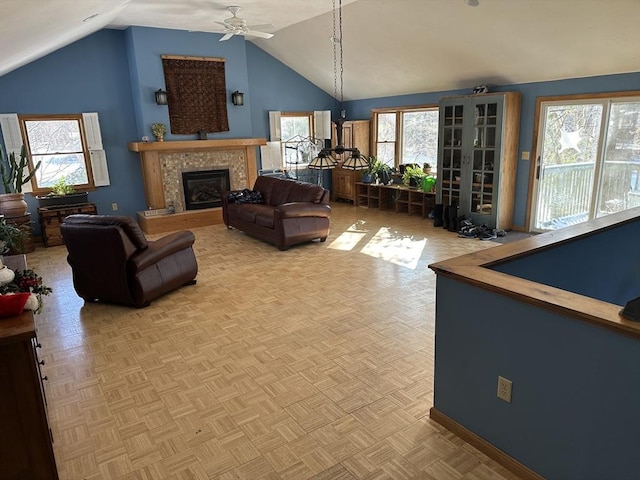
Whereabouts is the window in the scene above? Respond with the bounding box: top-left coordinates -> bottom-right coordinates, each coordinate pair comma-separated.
280,112 -> 314,169
372,106 -> 439,169
21,115 -> 91,191
0,112 -> 109,194
530,93 -> 640,231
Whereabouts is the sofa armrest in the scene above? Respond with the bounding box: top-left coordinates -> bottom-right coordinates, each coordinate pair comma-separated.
129,230 -> 195,272
275,202 -> 331,219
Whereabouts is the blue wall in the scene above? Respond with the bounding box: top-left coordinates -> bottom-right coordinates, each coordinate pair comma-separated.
0,29 -> 145,222
435,277 -> 640,479
125,26 -> 253,140
0,27 -> 336,228
433,217 -> 640,479
345,72 -> 640,228
491,217 -> 640,306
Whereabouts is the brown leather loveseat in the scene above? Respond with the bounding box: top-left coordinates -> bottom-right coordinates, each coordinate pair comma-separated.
60,214 -> 198,308
222,175 -> 331,250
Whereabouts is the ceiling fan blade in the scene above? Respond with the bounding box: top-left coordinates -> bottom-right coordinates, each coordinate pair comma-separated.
219,32 -> 234,41
245,30 -> 273,39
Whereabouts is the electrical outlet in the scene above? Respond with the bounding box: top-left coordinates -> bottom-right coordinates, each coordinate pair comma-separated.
497,376 -> 512,403
111,203 -> 118,211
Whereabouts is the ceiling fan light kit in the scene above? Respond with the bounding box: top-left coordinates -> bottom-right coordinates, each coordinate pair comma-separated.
216,6 -> 274,42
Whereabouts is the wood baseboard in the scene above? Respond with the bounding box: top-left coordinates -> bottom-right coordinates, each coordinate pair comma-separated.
137,208 -> 223,234
429,407 -> 544,480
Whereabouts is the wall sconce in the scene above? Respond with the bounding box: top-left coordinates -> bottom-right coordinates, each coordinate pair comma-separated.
231,90 -> 244,106
155,89 -> 168,105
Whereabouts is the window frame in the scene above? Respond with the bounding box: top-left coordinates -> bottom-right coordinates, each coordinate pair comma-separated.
280,111 -> 315,169
19,113 -> 96,195
372,105 -> 439,169
527,90 -> 640,230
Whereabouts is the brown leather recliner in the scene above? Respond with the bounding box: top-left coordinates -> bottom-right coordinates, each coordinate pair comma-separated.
60,214 -> 198,308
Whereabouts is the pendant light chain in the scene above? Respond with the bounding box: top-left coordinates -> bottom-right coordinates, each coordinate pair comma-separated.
332,0 -> 338,106
338,0 -> 344,112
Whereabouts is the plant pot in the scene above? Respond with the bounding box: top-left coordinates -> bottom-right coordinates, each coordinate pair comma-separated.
361,173 -> 373,184
0,193 -> 28,218
36,192 -> 88,208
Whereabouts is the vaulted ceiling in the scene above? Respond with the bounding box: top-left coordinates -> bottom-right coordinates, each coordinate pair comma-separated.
1,0 -> 639,100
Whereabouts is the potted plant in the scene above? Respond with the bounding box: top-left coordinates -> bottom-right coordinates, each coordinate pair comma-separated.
0,216 -> 28,255
151,123 -> 167,142
0,145 -> 41,218
402,164 -> 426,188
36,176 -> 88,208
363,156 -> 392,184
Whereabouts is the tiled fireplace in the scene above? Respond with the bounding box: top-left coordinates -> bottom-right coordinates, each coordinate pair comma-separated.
128,138 -> 266,233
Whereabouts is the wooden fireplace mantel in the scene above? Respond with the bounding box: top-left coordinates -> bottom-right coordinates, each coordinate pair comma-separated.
128,138 -> 266,154
128,138 -> 266,210
128,138 -> 266,234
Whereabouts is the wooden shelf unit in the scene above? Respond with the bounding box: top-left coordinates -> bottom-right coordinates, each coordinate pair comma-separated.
356,182 -> 436,218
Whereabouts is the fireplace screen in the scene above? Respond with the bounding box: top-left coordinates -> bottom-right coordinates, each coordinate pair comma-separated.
182,169 -> 230,210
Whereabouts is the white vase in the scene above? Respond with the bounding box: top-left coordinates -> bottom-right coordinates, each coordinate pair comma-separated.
0,265 -> 15,286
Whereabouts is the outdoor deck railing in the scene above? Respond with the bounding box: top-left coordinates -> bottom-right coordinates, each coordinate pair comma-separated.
536,161 -> 640,229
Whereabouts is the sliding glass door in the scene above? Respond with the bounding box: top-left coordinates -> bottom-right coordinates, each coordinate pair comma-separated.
532,97 -> 640,231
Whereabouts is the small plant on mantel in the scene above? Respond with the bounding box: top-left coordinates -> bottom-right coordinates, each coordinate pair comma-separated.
151,123 -> 167,142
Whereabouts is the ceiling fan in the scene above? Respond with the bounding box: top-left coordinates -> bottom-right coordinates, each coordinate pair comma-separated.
215,6 -> 274,42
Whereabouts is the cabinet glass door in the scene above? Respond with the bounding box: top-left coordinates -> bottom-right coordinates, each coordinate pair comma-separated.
440,104 -> 464,206
470,100 -> 499,221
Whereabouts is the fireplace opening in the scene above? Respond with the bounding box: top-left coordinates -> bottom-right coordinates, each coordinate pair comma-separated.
182,169 -> 230,210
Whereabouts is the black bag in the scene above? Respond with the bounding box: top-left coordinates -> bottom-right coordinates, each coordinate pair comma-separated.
228,189 -> 263,204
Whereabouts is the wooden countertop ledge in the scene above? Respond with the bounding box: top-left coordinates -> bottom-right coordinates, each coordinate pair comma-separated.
429,208 -> 640,340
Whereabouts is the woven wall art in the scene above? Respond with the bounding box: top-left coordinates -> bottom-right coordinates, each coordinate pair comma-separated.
161,55 -> 229,134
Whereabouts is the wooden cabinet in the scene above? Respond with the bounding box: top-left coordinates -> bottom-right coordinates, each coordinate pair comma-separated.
437,92 -> 521,230
332,163 -> 361,202
0,255 -> 59,480
331,120 -> 370,202
38,203 -> 97,247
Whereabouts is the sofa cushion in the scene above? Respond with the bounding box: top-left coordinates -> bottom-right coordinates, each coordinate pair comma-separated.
286,182 -> 325,204
254,206 -> 275,228
254,175 -> 325,206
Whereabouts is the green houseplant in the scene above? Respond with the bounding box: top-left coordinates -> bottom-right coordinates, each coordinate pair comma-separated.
0,145 -> 41,218
36,176 -> 88,208
0,216 -> 28,254
363,156 -> 392,184
402,164 -> 426,188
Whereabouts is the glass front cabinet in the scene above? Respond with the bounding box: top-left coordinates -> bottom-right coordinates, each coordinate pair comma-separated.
437,92 -> 521,230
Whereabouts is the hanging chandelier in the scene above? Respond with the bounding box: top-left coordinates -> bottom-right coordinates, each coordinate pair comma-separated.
310,0 -> 368,171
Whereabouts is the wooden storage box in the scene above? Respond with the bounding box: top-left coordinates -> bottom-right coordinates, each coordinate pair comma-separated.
38,203 -> 97,247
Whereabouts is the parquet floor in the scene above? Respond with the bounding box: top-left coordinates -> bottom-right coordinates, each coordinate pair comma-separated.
26,202 -> 522,480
